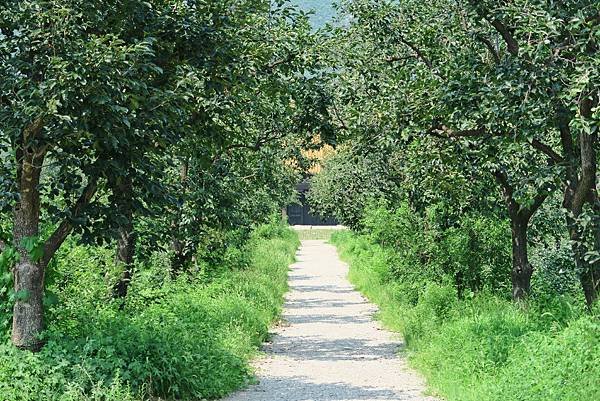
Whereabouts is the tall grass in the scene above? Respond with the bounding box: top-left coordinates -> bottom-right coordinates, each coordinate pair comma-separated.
295,228 -> 345,241
332,230 -> 600,401
0,223 -> 299,401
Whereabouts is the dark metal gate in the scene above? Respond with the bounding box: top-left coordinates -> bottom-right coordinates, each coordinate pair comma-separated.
286,193 -> 337,226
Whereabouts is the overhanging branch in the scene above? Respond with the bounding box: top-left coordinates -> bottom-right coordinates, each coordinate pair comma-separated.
41,178 -> 98,267
529,138 -> 563,164
476,34 -> 501,64
487,17 -> 519,56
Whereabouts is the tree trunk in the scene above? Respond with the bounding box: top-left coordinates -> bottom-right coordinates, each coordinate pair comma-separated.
12,135 -> 46,351
170,246 -> 190,277
494,169 -> 550,302
511,218 -> 532,301
588,205 -> 600,305
454,270 -> 464,300
11,120 -> 97,350
170,159 -> 190,277
112,175 -> 135,299
560,98 -> 599,308
565,207 -> 600,308
11,258 -> 45,351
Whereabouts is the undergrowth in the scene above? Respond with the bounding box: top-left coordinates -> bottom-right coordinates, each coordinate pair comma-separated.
0,223 -> 298,401
332,230 -> 600,401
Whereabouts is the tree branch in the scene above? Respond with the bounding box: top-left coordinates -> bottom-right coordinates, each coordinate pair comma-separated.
225,130 -> 287,153
389,32 -> 441,77
529,138 -> 563,164
41,179 -> 98,267
468,1 -> 519,56
486,17 -> 519,56
476,34 -> 501,64
23,117 -> 44,144
571,97 -> 598,214
522,180 -> 556,221
331,102 -> 349,131
262,53 -> 298,73
398,35 -> 433,69
493,169 -> 519,219
426,124 -> 488,138
428,124 -> 563,166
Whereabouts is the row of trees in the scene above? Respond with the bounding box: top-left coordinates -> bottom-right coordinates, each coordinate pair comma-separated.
311,0 -> 599,306
0,0 -> 327,351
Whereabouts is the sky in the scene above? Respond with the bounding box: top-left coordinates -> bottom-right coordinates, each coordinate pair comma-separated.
289,0 -> 339,27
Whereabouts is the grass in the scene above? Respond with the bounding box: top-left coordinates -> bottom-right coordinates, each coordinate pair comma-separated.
295,228 -> 346,241
0,223 -> 299,401
331,230 -> 600,401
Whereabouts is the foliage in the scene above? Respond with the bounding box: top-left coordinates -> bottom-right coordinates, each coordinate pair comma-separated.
0,0 -> 323,351
318,0 -> 600,304
358,202 -> 512,299
332,229 -> 599,401
0,222 -> 299,400
307,146 -> 401,229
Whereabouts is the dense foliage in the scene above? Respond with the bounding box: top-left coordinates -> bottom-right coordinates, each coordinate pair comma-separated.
0,0 -> 327,351
308,1 -> 599,398
0,221 -> 298,400
1,0 -> 598,399
310,0 -> 599,306
333,228 -> 598,401
0,0 -> 318,399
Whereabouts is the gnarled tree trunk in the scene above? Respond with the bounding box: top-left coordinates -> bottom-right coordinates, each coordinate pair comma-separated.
560,98 -> 599,308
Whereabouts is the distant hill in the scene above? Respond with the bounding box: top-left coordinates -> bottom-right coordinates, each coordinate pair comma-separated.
290,0 -> 338,27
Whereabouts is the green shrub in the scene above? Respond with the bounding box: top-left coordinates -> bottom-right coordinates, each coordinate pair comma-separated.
0,222 -> 299,400
332,229 -> 600,401
530,239 -> 580,298
358,202 -> 512,298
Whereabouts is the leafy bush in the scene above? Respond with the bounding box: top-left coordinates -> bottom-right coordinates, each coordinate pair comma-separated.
360,202 -> 512,299
0,222 -> 299,400
332,230 -> 599,401
530,239 -> 580,298
307,147 -> 401,229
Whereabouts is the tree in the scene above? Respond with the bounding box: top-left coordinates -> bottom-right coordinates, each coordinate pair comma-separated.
321,0 -> 599,303
0,0 -> 174,349
0,0 -> 322,349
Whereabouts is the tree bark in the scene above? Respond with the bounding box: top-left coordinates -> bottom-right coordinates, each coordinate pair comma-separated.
588,201 -> 600,306
494,169 -> 551,301
11,119 -> 98,350
560,99 -> 599,308
12,121 -> 46,351
510,217 -> 532,300
112,174 -> 136,299
170,158 -> 190,277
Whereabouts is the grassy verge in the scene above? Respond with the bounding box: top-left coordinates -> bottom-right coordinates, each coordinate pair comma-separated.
331,230 -> 600,401
0,224 -> 299,401
295,228 -> 346,241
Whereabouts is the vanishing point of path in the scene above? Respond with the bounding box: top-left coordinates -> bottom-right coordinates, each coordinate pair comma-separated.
224,240 -> 439,401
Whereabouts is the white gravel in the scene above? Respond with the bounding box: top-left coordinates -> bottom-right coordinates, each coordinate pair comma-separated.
223,240 -> 440,401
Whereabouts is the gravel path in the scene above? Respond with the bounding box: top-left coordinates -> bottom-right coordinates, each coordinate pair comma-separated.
224,240 -> 439,401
